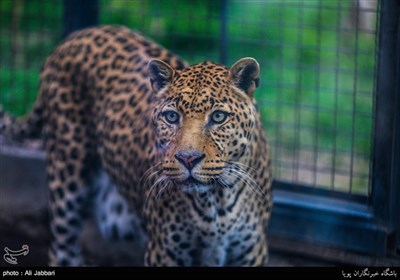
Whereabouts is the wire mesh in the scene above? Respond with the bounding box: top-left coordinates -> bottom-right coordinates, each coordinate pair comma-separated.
0,0 -> 63,116
99,0 -> 378,196
0,0 -> 379,197
99,0 -> 222,62
256,0 -> 377,196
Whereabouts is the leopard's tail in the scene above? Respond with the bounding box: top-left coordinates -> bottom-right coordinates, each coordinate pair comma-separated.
0,98 -> 44,141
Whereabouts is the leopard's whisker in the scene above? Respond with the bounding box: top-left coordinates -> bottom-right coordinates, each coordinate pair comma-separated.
220,162 -> 267,203
156,179 -> 171,200
143,174 -> 167,212
143,168 -> 163,189
224,160 -> 258,175
227,169 -> 266,203
140,163 -> 163,185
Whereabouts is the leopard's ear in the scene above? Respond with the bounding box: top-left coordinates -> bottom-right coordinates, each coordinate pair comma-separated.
229,57 -> 260,97
148,59 -> 176,93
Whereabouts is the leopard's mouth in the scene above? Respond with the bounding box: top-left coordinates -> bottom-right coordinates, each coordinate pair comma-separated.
175,176 -> 212,193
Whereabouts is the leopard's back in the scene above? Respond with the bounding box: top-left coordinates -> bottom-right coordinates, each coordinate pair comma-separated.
40,25 -> 187,212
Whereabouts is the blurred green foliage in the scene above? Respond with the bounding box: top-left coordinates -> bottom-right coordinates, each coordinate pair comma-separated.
0,0 -> 376,194
0,0 -> 63,115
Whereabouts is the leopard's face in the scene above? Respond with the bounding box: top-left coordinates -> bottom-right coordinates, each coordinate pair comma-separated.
149,59 -> 260,193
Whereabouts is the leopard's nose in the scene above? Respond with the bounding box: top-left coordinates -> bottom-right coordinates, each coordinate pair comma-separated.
175,150 -> 205,171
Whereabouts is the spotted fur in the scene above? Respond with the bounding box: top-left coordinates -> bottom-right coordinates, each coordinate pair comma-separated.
1,25 -> 272,266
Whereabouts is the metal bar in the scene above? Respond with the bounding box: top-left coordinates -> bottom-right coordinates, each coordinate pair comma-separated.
261,83 -> 373,98
275,0 -> 284,179
331,0 -> 342,191
293,1 -> 304,182
265,62 -> 375,81
371,0 -> 399,229
274,180 -> 368,203
265,121 -> 372,139
259,100 -> 373,119
219,0 -> 228,65
268,141 -> 371,160
312,0 -> 322,186
389,0 -> 400,254
274,161 -> 369,180
349,0 -> 361,194
63,0 -> 99,38
227,37 -> 376,56
21,1 -> 29,112
227,19 -> 377,35
368,1 -> 381,199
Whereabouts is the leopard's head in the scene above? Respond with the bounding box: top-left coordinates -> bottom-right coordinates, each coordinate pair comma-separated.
149,58 -> 260,193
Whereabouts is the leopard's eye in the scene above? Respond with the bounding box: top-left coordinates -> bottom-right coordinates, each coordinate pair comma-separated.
163,110 -> 180,124
210,110 -> 229,125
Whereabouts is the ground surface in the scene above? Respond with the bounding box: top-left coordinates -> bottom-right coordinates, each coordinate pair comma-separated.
0,138 -> 335,267
2,139 -> 398,268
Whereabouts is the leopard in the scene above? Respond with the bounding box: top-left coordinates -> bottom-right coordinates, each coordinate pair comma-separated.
1,25 -> 273,266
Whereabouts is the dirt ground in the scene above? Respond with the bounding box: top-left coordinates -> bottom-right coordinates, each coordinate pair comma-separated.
0,138 -> 336,267
0,181 -> 334,267
2,139 -> 399,267
0,206 -> 336,267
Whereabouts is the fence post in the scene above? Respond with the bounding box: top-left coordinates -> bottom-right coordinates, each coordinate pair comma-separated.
391,0 -> 400,256
371,0 -> 400,255
63,0 -> 99,38
219,0 -> 228,65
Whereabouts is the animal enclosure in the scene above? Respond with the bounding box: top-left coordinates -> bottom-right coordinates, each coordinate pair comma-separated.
0,0 -> 399,260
